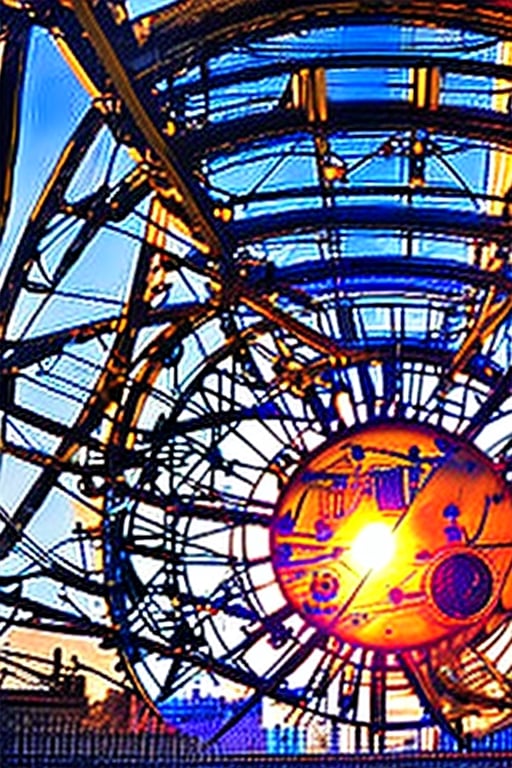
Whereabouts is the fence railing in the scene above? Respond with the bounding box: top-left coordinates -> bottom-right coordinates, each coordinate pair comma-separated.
2,732 -> 512,768
2,721 -> 512,767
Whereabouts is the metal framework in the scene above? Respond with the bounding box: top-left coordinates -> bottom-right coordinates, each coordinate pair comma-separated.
2,0 -> 512,754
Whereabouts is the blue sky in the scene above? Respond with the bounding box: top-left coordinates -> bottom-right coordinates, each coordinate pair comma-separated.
0,26 -> 88,272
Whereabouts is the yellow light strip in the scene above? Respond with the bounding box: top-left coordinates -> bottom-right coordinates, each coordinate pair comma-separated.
146,196 -> 168,251
487,41 -> 512,218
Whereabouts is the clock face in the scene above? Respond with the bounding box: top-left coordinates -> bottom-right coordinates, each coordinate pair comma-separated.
271,421 -> 512,650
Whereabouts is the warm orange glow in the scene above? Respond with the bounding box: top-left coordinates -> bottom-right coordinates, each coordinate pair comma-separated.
213,205 -> 233,223
324,164 -> 347,183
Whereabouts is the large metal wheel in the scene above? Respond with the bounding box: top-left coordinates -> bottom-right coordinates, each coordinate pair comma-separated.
2,0 -> 512,752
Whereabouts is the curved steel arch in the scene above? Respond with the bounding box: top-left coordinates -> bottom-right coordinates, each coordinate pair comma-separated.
178,103 -> 512,158
229,205 -> 511,245
139,0 -> 512,69
148,53 -> 512,95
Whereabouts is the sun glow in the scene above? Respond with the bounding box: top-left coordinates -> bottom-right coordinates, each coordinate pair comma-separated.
351,522 -> 396,572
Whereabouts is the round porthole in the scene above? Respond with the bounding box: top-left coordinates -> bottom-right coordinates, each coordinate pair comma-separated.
430,552 -> 493,620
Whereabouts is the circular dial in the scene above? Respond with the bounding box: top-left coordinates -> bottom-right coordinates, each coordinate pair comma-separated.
271,421 -> 512,649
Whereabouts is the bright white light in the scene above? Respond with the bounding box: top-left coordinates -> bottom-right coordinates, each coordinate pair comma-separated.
334,390 -> 356,428
351,522 -> 395,572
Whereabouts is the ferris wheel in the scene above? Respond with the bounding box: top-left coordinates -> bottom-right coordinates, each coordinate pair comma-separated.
2,0 -> 512,752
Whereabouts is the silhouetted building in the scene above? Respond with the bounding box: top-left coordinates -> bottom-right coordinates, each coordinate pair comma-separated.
0,647 -> 87,735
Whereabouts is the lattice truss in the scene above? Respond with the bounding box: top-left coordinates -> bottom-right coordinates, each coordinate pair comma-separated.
1,0 -> 512,749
